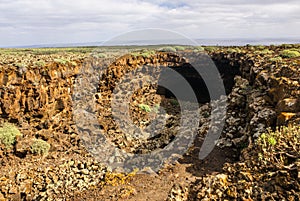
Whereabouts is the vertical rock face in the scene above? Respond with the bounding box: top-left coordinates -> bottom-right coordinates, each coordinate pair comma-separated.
0,62 -> 79,118
1,50 -> 298,147
94,52 -> 190,152
215,51 -> 299,128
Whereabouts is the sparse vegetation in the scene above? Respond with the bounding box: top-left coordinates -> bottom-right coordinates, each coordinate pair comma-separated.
255,45 -> 266,50
280,49 -> 300,58
31,139 -> 51,155
159,46 -> 177,52
34,60 -> 46,67
0,45 -> 300,200
254,49 -> 274,55
193,46 -> 205,52
103,168 -> 138,186
92,52 -> 107,58
138,104 -> 152,112
204,46 -> 218,52
54,58 -> 70,65
269,56 -> 282,63
140,50 -> 156,58
281,44 -> 294,49
257,124 -> 300,167
0,122 -> 21,148
174,46 -> 186,51
227,48 -> 242,53
131,50 -> 156,58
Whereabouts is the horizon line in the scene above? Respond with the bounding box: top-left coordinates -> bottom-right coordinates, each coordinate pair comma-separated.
1,37 -> 299,48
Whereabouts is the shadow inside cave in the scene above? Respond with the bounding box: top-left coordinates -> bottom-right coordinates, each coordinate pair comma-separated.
156,54 -> 242,175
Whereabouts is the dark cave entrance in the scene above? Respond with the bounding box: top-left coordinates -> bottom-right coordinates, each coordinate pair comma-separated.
156,57 -> 241,103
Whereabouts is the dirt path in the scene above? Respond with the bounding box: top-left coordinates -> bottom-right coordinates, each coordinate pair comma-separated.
74,141 -> 238,201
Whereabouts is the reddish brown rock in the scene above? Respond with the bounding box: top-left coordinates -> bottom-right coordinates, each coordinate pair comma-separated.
276,98 -> 300,112
277,112 -> 297,125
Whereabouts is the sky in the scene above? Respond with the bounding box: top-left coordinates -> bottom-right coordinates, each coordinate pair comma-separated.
0,0 -> 299,47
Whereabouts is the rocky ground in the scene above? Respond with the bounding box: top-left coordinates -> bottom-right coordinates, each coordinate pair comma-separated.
0,45 -> 299,200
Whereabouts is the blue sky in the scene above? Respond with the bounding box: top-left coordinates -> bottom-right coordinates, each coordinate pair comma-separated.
0,0 -> 299,46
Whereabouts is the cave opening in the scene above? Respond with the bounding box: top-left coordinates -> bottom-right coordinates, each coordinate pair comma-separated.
156,57 -> 241,103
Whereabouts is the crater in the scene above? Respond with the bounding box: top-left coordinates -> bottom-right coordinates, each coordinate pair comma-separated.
95,51 -> 243,154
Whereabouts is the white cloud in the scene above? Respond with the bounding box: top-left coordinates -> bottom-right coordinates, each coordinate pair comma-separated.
0,0 -> 299,46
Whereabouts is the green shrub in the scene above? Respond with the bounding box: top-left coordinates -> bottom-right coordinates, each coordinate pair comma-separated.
260,49 -> 274,54
204,46 -> 218,52
174,46 -> 186,51
70,61 -> 77,66
131,50 -> 156,58
269,56 -> 282,62
254,49 -> 274,55
192,46 -> 205,52
159,46 -> 177,52
0,123 -> 21,147
280,50 -> 300,58
31,139 -> 51,155
256,45 -> 266,50
34,61 -> 46,67
227,48 -> 242,53
281,44 -> 293,48
246,45 -> 255,51
257,124 -> 300,167
138,104 -> 152,113
54,58 -> 69,65
92,53 -> 107,58
196,46 -> 205,51
141,50 -> 155,58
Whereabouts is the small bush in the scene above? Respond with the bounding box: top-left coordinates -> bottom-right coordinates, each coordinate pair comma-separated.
257,124 -> 300,167
141,50 -> 155,58
192,46 -> 205,52
254,49 -> 274,55
280,50 -> 300,58
269,56 -> 282,62
195,46 -> 205,51
34,61 -> 46,67
227,48 -> 242,53
138,104 -> 152,113
204,46 -> 217,52
261,49 -> 274,54
31,139 -> 51,155
70,61 -> 77,66
256,45 -> 266,50
0,123 -> 21,147
174,46 -> 186,51
159,46 -> 177,52
104,168 -> 138,186
131,50 -> 156,58
281,44 -> 293,48
54,58 -> 69,65
92,53 -> 107,58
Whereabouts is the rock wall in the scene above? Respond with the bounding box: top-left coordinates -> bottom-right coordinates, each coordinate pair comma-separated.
0,49 -> 299,200
0,61 -> 83,156
211,51 -> 300,138
1,50 -> 299,151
